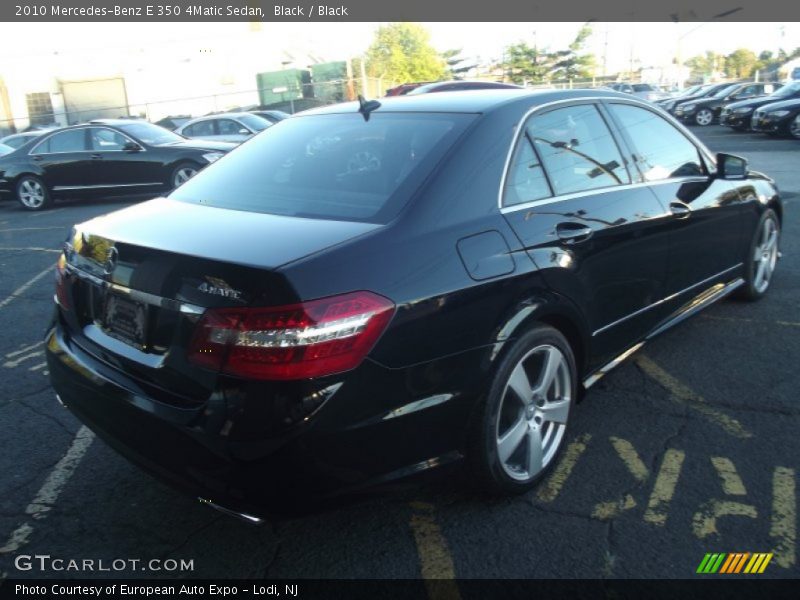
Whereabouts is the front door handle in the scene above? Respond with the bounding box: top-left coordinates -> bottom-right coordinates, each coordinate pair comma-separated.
90,153 -> 103,160
555,223 -> 593,244
669,201 -> 691,218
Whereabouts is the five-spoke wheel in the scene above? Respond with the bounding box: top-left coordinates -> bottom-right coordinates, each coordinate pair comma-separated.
16,175 -> 52,211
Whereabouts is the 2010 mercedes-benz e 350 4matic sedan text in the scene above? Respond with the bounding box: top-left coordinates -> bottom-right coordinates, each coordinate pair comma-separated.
46,89 -> 782,519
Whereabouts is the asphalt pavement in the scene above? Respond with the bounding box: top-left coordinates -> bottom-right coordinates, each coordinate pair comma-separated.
0,126 -> 797,582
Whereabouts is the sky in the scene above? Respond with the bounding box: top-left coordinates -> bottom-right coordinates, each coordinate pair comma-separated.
1,21 -> 798,74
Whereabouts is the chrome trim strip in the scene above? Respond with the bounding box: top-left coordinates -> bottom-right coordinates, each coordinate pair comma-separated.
197,498 -> 265,525
66,264 -> 206,315
500,177 -> 709,214
496,94 -> 716,211
53,182 -> 162,191
583,277 -> 744,389
592,263 -> 743,337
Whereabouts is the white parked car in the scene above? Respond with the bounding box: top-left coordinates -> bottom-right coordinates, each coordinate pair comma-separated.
175,112 -> 272,143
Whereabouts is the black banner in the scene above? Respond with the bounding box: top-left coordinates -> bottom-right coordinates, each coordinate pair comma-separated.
3,0 -> 800,22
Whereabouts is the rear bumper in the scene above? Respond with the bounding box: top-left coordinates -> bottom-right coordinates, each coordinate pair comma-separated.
46,317 -> 481,515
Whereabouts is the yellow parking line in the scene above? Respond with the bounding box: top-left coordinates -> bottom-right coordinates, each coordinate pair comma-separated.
408,502 -> 460,600
771,467 -> 796,569
692,500 -> 758,539
635,355 -> 752,439
710,457 -> 747,496
536,433 -> 591,503
644,449 -> 685,526
610,437 -> 649,482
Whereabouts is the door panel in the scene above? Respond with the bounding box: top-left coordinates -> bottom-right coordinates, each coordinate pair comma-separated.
31,128 -> 92,190
500,102 -> 672,369
87,127 -> 157,190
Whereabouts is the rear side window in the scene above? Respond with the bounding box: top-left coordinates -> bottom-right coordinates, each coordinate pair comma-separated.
503,136 -> 551,206
608,104 -> 704,181
526,104 -> 629,196
171,112 -> 474,223
34,129 -> 87,154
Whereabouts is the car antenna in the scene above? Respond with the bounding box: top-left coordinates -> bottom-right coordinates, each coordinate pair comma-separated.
357,95 -> 381,121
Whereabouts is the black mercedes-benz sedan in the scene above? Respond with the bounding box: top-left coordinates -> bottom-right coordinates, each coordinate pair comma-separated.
721,81 -> 800,130
46,89 -> 782,519
750,97 -> 800,139
673,82 -> 778,126
0,119 -> 236,211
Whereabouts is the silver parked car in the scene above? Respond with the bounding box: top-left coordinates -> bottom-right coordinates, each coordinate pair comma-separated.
175,112 -> 272,143
607,83 -> 669,103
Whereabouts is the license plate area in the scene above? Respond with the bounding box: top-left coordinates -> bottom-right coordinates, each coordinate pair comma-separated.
100,292 -> 149,350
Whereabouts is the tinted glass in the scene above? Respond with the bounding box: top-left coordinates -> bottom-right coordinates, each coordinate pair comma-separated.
503,137 -> 551,206
238,114 -> 271,131
89,128 -> 128,151
526,104 -> 629,195
184,120 -> 215,136
36,129 -> 87,153
2,136 -> 27,149
217,119 -> 244,135
609,104 -> 704,181
632,84 -> 656,92
171,112 -> 474,223
0,143 -> 13,155
714,84 -> 740,98
772,82 -> 800,98
118,122 -> 183,145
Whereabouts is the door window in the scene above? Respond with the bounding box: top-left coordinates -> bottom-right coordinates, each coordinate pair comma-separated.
33,129 -> 88,154
503,136 -> 551,206
526,104 -> 629,196
183,120 -> 215,137
88,128 -> 129,151
217,119 -> 245,135
608,104 -> 705,181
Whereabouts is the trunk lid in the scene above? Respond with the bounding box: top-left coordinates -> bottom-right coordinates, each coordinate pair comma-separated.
60,197 -> 380,405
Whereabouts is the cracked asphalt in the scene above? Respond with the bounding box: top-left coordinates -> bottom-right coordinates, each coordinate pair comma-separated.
0,126 -> 797,581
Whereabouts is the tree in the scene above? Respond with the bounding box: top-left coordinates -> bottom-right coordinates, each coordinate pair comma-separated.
441,48 -> 477,79
725,48 -> 757,79
364,23 -> 447,84
504,42 -> 555,84
686,51 -> 725,80
551,23 -> 596,81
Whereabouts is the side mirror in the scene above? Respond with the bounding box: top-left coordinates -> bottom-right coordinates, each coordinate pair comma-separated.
238,128 -> 251,136
123,141 -> 142,152
717,153 -> 748,179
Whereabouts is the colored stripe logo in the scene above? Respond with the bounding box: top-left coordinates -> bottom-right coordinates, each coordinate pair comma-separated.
696,553 -> 773,574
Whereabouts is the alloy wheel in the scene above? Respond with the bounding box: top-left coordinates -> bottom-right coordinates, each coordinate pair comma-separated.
753,216 -> 779,293
174,166 -> 198,187
695,109 -> 714,126
495,345 -> 571,481
18,178 -> 46,209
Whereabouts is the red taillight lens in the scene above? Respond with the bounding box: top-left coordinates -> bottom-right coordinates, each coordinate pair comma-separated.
55,253 -> 70,311
187,291 -> 395,380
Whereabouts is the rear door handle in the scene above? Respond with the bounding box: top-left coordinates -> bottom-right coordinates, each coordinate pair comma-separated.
669,201 -> 691,218
555,223 -> 593,244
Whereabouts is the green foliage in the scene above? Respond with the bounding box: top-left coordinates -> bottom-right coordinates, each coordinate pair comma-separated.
364,23 -> 447,83
502,23 -> 595,84
724,48 -> 758,79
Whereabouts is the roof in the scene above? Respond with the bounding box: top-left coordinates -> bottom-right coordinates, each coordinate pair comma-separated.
299,88 -> 629,116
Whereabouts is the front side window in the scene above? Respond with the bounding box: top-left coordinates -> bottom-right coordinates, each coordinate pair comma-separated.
184,120 -> 215,137
609,104 -> 704,181
89,128 -> 129,151
171,112 -> 474,223
34,129 -> 87,154
218,119 -> 245,135
526,104 -> 629,196
238,114 -> 271,132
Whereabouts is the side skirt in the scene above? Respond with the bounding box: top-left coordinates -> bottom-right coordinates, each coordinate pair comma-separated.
583,277 -> 744,389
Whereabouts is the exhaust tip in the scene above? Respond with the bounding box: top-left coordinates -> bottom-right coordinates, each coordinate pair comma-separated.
198,498 -> 265,525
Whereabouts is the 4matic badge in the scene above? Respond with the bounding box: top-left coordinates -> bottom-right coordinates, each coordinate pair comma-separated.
197,277 -> 243,300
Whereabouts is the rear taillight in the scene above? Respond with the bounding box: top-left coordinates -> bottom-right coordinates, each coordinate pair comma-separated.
187,291 -> 395,380
55,253 -> 70,311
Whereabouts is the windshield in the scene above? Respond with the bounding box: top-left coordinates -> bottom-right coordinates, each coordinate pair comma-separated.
0,143 -> 13,156
632,84 -> 656,92
117,122 -> 184,145
171,112 -> 475,224
771,82 -> 800,98
238,114 -> 271,132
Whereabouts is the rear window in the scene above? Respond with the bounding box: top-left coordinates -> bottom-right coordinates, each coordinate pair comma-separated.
171,112 -> 474,223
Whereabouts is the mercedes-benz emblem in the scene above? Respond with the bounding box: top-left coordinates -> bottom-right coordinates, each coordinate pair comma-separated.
103,246 -> 118,276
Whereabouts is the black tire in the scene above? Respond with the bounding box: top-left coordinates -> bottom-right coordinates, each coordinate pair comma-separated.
736,208 -> 780,301
171,162 -> 200,189
469,324 -> 578,495
16,175 -> 52,211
